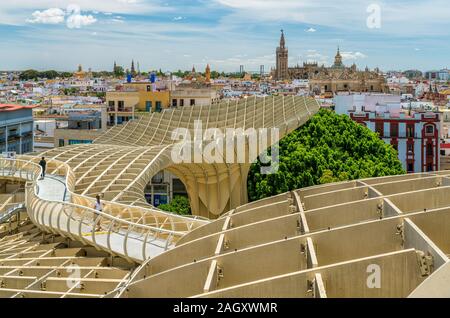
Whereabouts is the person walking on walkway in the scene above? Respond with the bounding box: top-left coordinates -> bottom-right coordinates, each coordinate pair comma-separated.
39,157 -> 46,180
93,194 -> 103,232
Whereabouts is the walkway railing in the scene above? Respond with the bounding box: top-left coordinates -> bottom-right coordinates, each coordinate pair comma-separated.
0,158 -> 209,263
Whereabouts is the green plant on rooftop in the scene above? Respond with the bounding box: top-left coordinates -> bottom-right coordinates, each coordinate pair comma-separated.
158,196 -> 192,216
247,108 -> 405,202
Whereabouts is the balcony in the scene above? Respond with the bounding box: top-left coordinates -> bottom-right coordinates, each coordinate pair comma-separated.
117,107 -> 134,113
383,132 -> 418,139
108,107 -> 134,113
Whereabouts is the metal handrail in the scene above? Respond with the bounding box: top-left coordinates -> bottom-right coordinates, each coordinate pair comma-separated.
0,158 -> 207,263
19,155 -> 208,224
25,155 -> 207,228
0,203 -> 25,223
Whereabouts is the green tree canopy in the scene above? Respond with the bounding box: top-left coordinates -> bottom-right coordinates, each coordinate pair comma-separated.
247,109 -> 405,202
19,70 -> 40,81
158,196 -> 192,216
113,66 -> 125,77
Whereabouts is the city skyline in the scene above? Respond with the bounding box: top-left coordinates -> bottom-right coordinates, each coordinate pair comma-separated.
0,0 -> 449,72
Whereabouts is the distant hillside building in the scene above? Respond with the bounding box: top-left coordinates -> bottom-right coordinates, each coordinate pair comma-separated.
404,70 -> 423,79
425,69 -> 450,82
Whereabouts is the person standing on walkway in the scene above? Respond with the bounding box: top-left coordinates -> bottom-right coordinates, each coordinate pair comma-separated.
93,194 -> 103,232
39,157 -> 46,180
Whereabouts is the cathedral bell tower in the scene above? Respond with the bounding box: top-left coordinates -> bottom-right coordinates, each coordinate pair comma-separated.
205,64 -> 211,83
333,46 -> 344,69
276,30 -> 289,80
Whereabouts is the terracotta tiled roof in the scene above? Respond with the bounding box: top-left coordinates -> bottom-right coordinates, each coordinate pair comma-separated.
0,104 -> 37,112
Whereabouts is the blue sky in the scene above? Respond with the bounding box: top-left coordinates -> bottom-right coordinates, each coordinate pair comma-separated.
0,0 -> 449,72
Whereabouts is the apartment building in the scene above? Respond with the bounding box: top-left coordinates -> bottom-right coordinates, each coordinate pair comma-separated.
0,104 -> 34,154
335,94 -> 441,173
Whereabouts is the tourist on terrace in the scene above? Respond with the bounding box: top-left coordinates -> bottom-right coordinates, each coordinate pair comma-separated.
39,157 -> 46,180
93,194 -> 103,232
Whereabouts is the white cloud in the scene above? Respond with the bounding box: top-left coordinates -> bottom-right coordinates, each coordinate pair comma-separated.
1,1 -> 171,26
206,54 -> 276,68
216,0 -> 306,23
67,15 -> 96,29
26,8 -> 65,24
304,51 -> 329,65
306,27 -> 316,32
2,0 -> 158,14
306,52 -> 327,59
26,4 -> 97,29
340,51 -> 367,60
110,18 -> 125,24
214,0 -> 450,36
66,4 -> 97,29
173,16 -> 184,21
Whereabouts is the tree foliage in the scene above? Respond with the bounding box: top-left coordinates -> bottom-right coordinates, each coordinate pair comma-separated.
247,109 -> 405,202
19,69 -> 71,80
158,196 -> 192,216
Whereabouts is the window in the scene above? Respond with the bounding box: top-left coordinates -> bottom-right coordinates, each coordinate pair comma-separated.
108,101 -> 115,107
59,139 -> 65,147
152,171 -> 164,184
190,99 -> 195,106
145,101 -> 152,112
22,141 -> 32,154
427,164 -> 433,172
147,85 -> 151,92
172,99 -> 178,107
427,144 -> 433,156
180,99 -> 184,107
155,101 -> 162,112
390,123 -> 398,138
375,122 -> 384,136
425,125 -> 434,135
118,101 -> 124,111
407,143 -> 414,153
408,163 -> 414,173
392,144 -> 398,151
172,179 -> 187,196
68,140 -> 92,145
407,125 -> 414,138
